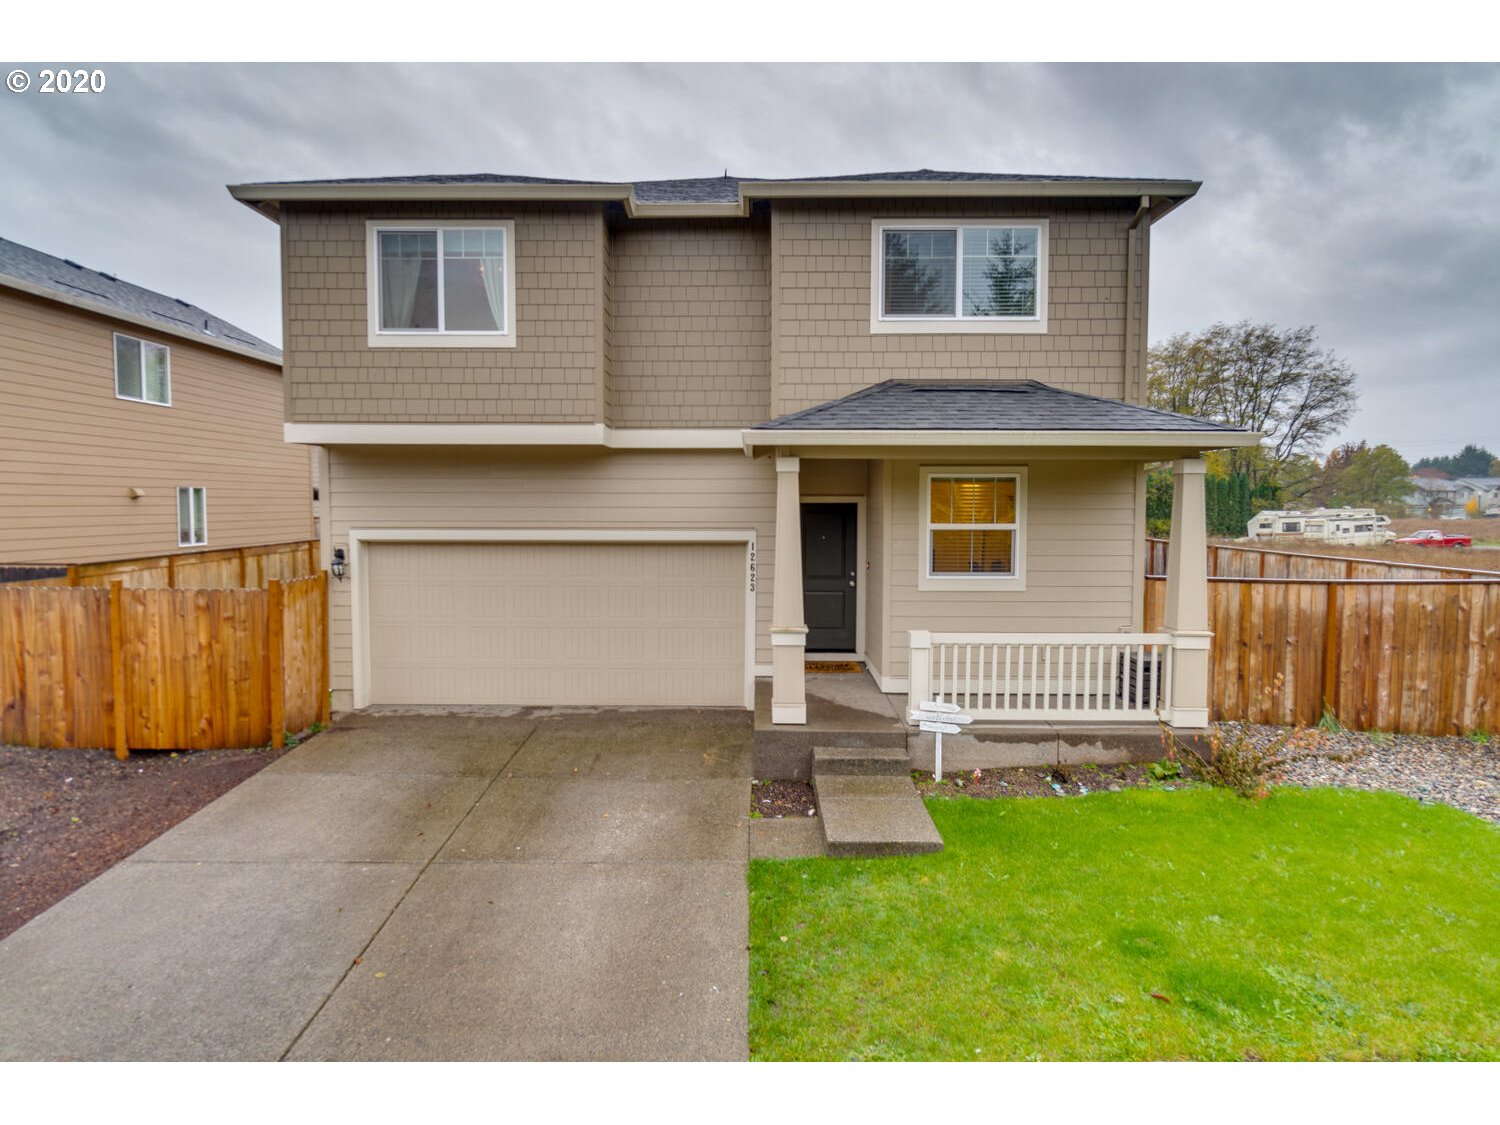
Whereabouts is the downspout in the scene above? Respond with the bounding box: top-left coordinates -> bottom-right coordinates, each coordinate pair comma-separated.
1125,195 -> 1151,404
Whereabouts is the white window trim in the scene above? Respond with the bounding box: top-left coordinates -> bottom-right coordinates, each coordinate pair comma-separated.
870,218 -> 1048,335
917,466 -> 1028,592
177,486 -> 207,547
113,332 -> 172,406
365,220 -> 517,348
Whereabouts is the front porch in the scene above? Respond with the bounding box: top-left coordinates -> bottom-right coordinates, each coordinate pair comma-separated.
751,666 -> 1172,780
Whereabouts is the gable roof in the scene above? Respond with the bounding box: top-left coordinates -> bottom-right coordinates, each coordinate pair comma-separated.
0,236 -> 280,364
229,169 -> 1200,222
753,380 -> 1251,434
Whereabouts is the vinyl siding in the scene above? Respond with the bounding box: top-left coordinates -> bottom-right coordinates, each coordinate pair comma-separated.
770,198 -> 1145,416
882,458 -> 1139,679
609,220 -> 770,427
0,289 -> 312,565
323,448 -> 776,709
281,202 -> 607,424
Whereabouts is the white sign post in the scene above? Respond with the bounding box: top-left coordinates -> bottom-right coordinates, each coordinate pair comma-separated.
907,699 -> 972,782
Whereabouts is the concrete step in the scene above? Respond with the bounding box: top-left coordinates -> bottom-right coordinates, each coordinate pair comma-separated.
812,746 -> 911,776
813,747 -> 942,858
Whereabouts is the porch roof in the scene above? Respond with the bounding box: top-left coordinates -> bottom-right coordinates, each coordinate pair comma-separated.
742,380 -> 1261,453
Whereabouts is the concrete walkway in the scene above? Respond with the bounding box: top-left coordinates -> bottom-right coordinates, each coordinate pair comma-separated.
0,710 -> 752,1061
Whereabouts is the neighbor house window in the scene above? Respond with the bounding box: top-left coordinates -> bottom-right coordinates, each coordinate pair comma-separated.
919,468 -> 1027,591
872,220 -> 1047,334
177,487 -> 206,546
114,333 -> 170,405
366,221 -> 516,347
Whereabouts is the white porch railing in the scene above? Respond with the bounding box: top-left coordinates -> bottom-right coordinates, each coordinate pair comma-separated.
908,631 -> 1174,722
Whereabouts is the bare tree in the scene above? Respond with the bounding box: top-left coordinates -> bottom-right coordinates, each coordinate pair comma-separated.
1147,322 -> 1357,467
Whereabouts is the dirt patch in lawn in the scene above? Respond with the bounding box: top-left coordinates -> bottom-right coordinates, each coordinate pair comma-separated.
0,741 -> 298,941
914,762 -> 1191,800
752,779 -> 818,819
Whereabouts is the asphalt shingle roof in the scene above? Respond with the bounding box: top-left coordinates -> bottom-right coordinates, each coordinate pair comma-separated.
0,236 -> 280,360
753,380 -> 1248,434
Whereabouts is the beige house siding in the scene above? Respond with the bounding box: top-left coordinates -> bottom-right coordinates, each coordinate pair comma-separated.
769,197 -> 1144,416
609,219 -> 770,427
281,202 -> 607,424
865,459 -> 890,683
880,458 -> 1140,680
0,289 -> 312,565
322,448 -> 776,709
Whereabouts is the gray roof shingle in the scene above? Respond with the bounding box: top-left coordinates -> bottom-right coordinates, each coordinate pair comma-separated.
0,236 -> 280,360
753,380 -> 1248,434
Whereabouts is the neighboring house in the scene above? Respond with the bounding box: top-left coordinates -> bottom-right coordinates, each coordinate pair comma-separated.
0,236 -> 314,565
1405,475 -> 1476,520
229,170 -> 1258,730
1455,477 -> 1500,516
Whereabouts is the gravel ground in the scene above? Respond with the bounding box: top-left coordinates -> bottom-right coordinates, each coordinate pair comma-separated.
1230,723 -> 1500,824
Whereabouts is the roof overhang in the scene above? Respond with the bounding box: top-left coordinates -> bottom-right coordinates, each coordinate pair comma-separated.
741,427 -> 1262,458
227,177 -> 1201,224
0,273 -> 282,367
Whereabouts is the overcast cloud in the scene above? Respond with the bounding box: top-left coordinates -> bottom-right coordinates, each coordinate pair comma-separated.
1,62 -> 1495,462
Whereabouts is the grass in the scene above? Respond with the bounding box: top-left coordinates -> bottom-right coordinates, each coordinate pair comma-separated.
748,787 -> 1500,1060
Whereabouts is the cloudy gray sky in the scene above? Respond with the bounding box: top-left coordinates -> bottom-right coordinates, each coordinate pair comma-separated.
2,62 -> 1495,463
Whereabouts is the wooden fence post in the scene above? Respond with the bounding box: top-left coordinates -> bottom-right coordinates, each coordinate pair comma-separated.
109,580 -> 128,759
166,555 -> 177,589
238,547 -> 248,588
268,579 -> 285,749
1321,582 -> 1341,720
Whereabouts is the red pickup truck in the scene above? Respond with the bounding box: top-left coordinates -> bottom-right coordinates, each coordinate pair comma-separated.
1395,529 -> 1473,548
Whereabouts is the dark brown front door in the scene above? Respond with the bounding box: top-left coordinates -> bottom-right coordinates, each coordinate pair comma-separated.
802,503 -> 857,652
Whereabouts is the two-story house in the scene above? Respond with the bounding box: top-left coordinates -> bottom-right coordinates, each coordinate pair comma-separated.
0,236 -> 314,567
228,170 -> 1256,749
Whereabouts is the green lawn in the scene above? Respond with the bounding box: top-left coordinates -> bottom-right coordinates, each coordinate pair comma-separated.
749,787 -> 1500,1060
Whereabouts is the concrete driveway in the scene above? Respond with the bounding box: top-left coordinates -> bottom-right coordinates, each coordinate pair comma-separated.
0,710 -> 752,1061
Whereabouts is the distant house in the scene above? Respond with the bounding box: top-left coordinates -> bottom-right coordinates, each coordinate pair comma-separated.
1455,477 -> 1500,516
1406,475 -> 1480,519
0,236 -> 313,565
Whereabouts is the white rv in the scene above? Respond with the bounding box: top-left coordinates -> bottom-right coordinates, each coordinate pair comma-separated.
1246,508 -> 1396,547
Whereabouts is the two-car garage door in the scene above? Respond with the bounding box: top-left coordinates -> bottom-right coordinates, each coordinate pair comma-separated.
365,541 -> 747,707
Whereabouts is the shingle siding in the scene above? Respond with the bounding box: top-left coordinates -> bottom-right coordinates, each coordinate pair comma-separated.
609,219 -> 770,428
769,198 -> 1143,417
282,202 -> 606,424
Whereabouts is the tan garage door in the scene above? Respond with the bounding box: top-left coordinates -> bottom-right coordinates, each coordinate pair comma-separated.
366,541 -> 746,706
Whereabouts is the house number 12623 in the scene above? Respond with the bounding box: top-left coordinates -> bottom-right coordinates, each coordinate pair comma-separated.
747,543 -> 756,592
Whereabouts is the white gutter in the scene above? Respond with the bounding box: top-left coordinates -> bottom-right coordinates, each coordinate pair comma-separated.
740,428 -> 1263,451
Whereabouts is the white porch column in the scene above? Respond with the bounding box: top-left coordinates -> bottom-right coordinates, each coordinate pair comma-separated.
770,454 -> 808,724
1163,457 -> 1211,727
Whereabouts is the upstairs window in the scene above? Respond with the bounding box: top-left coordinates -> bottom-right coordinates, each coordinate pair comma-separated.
367,221 -> 516,348
873,220 -> 1047,334
177,486 -> 206,546
115,333 -> 170,405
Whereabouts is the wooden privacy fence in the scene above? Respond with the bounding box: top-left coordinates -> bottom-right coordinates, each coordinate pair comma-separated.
1,540 -> 319,590
1,574 -> 330,755
1145,537 -> 1498,581
1144,576 -> 1500,735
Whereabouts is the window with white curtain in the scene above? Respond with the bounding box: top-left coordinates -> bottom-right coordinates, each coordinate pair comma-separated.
177,486 -> 206,546
114,333 -> 171,405
872,219 -> 1048,334
367,221 -> 515,347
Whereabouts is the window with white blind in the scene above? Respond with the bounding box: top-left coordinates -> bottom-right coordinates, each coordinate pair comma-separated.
177,486 -> 207,546
918,468 -> 1028,591
114,334 -> 171,405
366,220 -> 516,347
872,219 -> 1048,334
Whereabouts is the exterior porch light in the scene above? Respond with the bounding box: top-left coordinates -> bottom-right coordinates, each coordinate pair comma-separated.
330,547 -> 347,581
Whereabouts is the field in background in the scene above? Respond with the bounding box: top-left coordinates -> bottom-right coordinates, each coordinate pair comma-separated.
1213,533 -> 1500,573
